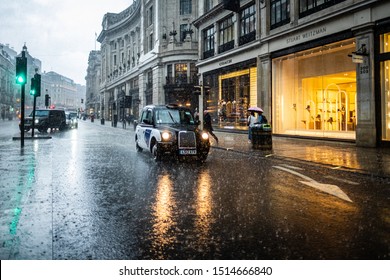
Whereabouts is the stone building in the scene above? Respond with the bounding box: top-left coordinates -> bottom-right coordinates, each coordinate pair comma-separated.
193,0 -> 390,147
41,71 -> 85,111
0,44 -> 17,120
97,0 -> 200,125
86,50 -> 102,117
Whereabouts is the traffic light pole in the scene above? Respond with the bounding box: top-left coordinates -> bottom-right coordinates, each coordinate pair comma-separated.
20,84 -> 25,147
31,96 -> 37,137
19,49 -> 27,148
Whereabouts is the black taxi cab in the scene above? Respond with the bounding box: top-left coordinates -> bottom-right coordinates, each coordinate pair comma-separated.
135,104 -> 210,162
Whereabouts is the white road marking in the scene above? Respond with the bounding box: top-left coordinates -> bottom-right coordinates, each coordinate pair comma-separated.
279,164 -> 304,171
324,175 -> 360,185
272,165 -> 353,203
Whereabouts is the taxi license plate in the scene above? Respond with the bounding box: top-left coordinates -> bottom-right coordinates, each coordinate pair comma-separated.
179,149 -> 197,155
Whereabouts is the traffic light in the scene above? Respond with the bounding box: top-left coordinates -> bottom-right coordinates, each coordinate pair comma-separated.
45,94 -> 50,107
30,74 -> 41,97
15,57 -> 27,85
30,78 -> 36,96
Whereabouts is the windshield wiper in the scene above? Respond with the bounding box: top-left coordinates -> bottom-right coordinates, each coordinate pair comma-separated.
167,111 -> 178,124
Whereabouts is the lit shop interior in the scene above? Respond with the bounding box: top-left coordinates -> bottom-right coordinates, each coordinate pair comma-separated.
205,64 -> 258,130
272,39 -> 357,140
380,32 -> 390,142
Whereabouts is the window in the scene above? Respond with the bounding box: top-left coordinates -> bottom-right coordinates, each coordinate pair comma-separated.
203,26 -> 215,59
219,16 -> 235,53
180,0 -> 192,15
271,0 -> 290,29
175,64 -> 188,84
180,24 -> 188,42
205,0 -> 213,12
240,3 -> 256,45
147,6 -> 153,26
380,32 -> 390,141
299,0 -> 346,18
148,33 -> 154,51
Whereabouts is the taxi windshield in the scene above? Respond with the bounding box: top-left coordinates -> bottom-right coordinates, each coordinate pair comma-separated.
155,108 -> 195,125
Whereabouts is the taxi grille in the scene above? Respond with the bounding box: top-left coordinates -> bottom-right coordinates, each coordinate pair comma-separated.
178,131 -> 196,148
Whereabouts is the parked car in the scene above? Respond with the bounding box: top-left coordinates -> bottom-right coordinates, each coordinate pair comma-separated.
20,109 -> 66,133
135,104 -> 210,162
65,111 -> 78,129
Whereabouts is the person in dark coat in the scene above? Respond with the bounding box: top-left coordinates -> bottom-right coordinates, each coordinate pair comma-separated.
203,110 -> 218,144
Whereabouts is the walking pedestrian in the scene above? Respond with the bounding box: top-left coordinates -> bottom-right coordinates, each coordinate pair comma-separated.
203,110 -> 219,144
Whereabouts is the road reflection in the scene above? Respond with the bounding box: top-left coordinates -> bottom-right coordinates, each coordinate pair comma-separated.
151,173 -> 177,258
194,169 -> 214,253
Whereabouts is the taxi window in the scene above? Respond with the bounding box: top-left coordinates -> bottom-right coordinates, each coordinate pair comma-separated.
141,109 -> 153,125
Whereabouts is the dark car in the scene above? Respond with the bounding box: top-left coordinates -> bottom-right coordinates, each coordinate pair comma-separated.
135,104 -> 210,162
20,109 -> 66,133
65,111 -> 78,129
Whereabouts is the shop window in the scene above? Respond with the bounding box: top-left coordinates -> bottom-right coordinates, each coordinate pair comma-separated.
380,32 -> 390,141
240,3 -> 256,46
380,32 -> 390,53
218,16 -> 235,53
218,68 -> 257,129
271,0 -> 290,29
380,60 -> 390,141
299,0 -> 346,18
272,39 -> 357,140
203,26 -> 215,59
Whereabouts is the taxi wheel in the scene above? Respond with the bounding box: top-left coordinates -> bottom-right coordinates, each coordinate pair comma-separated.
152,143 -> 162,162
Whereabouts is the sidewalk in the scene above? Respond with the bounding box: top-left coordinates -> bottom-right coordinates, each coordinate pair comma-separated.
92,119 -> 390,178
213,130 -> 390,178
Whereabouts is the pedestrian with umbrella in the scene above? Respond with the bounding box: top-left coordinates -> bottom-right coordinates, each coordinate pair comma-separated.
247,106 -> 266,142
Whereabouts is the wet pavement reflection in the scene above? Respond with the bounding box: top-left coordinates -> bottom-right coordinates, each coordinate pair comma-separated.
0,120 -> 389,260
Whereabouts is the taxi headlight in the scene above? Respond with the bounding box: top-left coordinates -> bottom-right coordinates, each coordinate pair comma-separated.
161,132 -> 171,141
201,132 -> 209,140
34,119 -> 39,124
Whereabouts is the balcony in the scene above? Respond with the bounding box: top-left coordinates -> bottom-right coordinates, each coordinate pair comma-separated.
218,40 -> 235,54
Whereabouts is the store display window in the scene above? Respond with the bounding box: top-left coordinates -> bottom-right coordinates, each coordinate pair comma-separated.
216,68 -> 257,130
272,38 -> 357,139
380,32 -> 390,141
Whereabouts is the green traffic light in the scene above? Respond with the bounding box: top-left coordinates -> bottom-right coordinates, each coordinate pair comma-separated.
16,75 -> 26,84
15,56 -> 27,85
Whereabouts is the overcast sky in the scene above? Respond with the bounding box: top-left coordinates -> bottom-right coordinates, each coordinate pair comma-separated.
0,0 -> 133,85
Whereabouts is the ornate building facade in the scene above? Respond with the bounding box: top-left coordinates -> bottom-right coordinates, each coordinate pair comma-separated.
97,0 -> 200,124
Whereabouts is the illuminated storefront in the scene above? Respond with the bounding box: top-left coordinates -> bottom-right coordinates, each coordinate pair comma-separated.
379,31 -> 390,143
204,60 -> 257,130
272,38 -> 357,140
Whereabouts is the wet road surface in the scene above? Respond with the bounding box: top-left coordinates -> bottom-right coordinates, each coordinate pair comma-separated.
0,120 -> 389,259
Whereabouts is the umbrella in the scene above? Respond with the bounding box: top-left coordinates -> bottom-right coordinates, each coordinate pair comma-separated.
248,106 -> 263,113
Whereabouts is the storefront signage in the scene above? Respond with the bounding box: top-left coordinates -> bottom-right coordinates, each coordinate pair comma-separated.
352,54 -> 364,64
286,27 -> 327,44
219,59 -> 232,66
